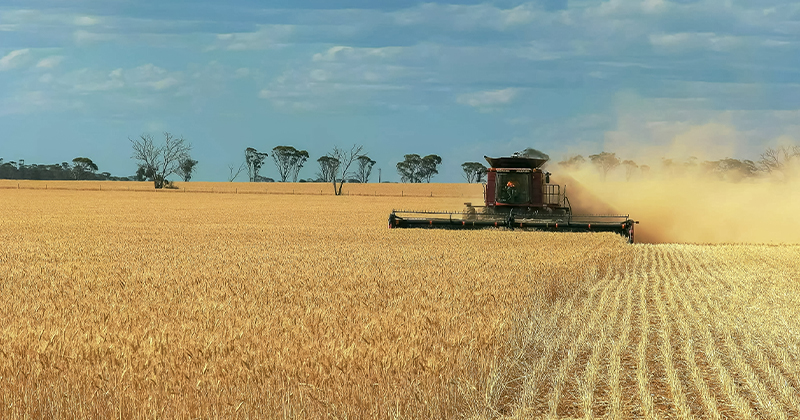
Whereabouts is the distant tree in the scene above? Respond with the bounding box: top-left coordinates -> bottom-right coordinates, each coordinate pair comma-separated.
558,155 -> 585,170
461,162 -> 487,183
245,147 -> 269,182
420,155 -> 442,183
135,164 -> 155,182
589,152 -> 620,180
71,157 -> 98,180
661,158 -> 677,177
355,155 -> 376,183
397,154 -> 422,183
759,145 -> 800,176
703,158 -> 758,182
622,160 -> 638,181
227,162 -> 246,182
316,155 -> 339,183
130,132 -> 192,189
272,146 -> 309,182
176,158 -> 198,182
326,144 -> 364,195
396,154 -> 442,183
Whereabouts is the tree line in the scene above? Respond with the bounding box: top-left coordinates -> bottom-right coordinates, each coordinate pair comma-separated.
236,146 -> 445,191
0,157 -> 131,181
555,146 -> 800,182
6,132 -> 798,187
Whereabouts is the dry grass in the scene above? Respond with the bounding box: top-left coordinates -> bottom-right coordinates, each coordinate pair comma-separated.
1,181 -> 799,419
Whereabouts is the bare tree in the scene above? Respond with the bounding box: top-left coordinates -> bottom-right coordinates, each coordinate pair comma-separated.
227,162 -> 246,182
130,132 -> 192,188
327,144 -> 364,195
759,145 -> 800,175
355,155 -> 376,183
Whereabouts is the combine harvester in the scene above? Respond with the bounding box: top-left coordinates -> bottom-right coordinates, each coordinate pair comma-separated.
388,154 -> 639,243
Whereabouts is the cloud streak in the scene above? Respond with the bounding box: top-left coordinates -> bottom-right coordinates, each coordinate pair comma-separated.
457,88 -> 519,108
0,49 -> 30,71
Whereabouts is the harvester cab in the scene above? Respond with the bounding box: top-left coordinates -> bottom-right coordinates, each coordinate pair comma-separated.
482,155 -> 568,214
389,154 -> 639,243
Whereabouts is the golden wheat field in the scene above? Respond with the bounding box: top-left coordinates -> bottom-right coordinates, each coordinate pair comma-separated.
1,181 -> 800,419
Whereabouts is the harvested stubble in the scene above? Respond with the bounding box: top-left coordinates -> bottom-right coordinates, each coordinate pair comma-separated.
1,184 -> 800,419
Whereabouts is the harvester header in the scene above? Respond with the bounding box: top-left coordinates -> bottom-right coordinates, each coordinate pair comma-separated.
388,154 -> 638,243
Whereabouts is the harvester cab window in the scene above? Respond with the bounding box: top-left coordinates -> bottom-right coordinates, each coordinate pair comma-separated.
496,171 -> 529,204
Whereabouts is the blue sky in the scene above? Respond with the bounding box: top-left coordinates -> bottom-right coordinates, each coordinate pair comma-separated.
1,0 -> 799,182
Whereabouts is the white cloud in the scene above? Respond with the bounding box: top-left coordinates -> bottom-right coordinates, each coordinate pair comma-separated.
74,16 -> 100,26
0,49 -> 30,70
312,45 -> 403,62
73,29 -> 116,45
309,69 -> 329,82
127,64 -> 182,90
649,32 -> 743,52
68,68 -> 125,92
457,88 -> 519,108
211,25 -> 293,50
312,46 -> 353,62
36,55 -> 64,69
392,3 -> 538,31
56,66 -> 180,94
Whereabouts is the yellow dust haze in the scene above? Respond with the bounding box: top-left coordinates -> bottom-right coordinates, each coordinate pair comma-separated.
557,168 -> 800,244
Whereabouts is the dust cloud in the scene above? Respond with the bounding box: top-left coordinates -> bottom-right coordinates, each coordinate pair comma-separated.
549,147 -> 800,244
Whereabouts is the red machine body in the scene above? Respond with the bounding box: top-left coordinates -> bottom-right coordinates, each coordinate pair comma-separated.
388,154 -> 638,243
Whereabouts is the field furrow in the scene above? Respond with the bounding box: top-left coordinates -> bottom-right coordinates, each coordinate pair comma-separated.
680,249 -> 756,419
547,271 -> 622,418
578,273 -> 626,419
636,249 -> 656,419
693,252 -> 791,419
606,271 -> 636,419
653,248 -> 690,419
514,271 -> 616,416
663,247 -> 720,420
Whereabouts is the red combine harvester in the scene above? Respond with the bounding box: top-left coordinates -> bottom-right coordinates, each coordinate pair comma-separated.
388,155 -> 638,243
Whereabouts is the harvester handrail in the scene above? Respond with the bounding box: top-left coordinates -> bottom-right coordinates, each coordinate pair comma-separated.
392,209 -> 467,215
